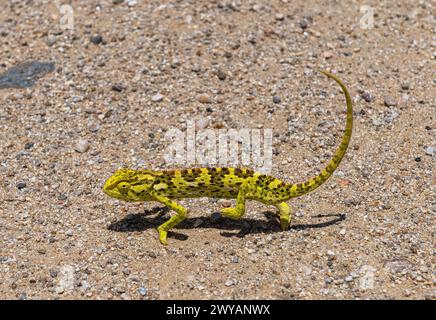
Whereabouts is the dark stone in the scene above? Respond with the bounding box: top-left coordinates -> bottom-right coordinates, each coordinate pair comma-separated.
16,182 -> 27,190
90,34 -> 103,45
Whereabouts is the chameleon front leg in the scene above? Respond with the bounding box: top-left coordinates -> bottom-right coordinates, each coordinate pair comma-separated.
153,193 -> 188,245
274,202 -> 291,231
220,189 -> 246,220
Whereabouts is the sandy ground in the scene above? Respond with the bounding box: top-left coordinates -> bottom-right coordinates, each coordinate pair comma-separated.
0,0 -> 434,299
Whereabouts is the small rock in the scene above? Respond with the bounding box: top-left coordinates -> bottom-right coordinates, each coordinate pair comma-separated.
360,92 -> 372,102
299,20 -> 308,29
71,96 -> 82,103
326,250 -> 335,259
275,13 -> 285,21
424,146 -> 435,156
90,34 -> 103,45
74,140 -> 90,153
339,228 -> 346,235
151,93 -> 163,102
88,123 -> 100,133
24,142 -> 34,150
217,199 -> 232,207
272,95 -> 281,104
323,51 -> 333,59
138,287 -> 147,296
58,194 -> 67,201
111,84 -> 124,92
65,229 -> 73,237
401,82 -> 410,90
198,94 -> 211,104
127,0 -> 137,6
112,0 -> 124,4
16,182 -> 27,190
345,276 -> 353,282
37,248 -> 46,254
46,35 -> 57,46
384,96 -> 398,107
415,157 -> 421,162
217,69 -> 226,80
225,279 -> 236,286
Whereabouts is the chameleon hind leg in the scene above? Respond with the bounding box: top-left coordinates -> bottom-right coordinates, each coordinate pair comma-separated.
274,202 -> 291,230
153,193 -> 188,245
220,189 -> 246,220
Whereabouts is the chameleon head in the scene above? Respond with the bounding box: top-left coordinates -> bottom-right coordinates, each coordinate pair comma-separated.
102,168 -> 155,202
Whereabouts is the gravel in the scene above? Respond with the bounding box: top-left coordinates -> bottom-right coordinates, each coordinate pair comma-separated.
0,0 -> 433,300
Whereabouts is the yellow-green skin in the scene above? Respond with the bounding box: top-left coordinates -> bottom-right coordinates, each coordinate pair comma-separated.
103,71 -> 353,245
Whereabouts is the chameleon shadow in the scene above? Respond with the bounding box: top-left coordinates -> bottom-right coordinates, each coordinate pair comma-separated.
107,206 -> 346,241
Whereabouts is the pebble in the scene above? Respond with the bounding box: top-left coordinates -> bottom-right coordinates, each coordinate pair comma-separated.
384,96 -> 398,107
112,0 -> 124,4
151,93 -> 163,102
217,199 -> 232,207
111,84 -> 124,92
16,181 -> 27,190
272,95 -> 281,104
216,69 -> 226,80
198,94 -> 211,104
360,92 -> 372,102
323,51 -> 333,59
46,35 -> 57,46
275,13 -> 285,21
90,34 -> 103,45
65,229 -> 73,237
127,0 -> 137,6
401,82 -> 410,90
225,279 -> 236,286
74,140 -> 90,153
138,287 -> 147,296
424,146 -> 434,156
58,194 -> 67,201
299,20 -> 308,29
326,250 -> 335,259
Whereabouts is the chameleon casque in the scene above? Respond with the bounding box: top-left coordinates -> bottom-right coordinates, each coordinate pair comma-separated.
103,71 -> 353,245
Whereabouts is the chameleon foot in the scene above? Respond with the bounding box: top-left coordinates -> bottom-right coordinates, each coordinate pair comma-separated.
275,202 -> 291,231
280,216 -> 290,231
157,226 -> 168,245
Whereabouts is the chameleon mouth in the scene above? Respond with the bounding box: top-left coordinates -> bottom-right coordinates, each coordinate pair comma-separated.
102,179 -> 121,198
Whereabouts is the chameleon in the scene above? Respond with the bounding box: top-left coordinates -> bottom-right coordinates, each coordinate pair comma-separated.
103,70 -> 353,245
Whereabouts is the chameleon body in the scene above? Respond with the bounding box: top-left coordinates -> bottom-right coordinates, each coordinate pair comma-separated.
103,71 -> 353,245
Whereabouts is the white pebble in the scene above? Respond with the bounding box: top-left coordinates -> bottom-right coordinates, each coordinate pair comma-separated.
151,93 -> 164,102
74,139 -> 90,153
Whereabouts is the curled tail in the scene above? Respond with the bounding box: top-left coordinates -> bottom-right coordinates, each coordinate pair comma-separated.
286,70 -> 353,198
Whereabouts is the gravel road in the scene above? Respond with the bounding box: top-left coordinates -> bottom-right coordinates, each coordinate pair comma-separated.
0,0 -> 434,299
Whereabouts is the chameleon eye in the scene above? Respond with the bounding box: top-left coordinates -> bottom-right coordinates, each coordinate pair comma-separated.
117,182 -> 130,192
